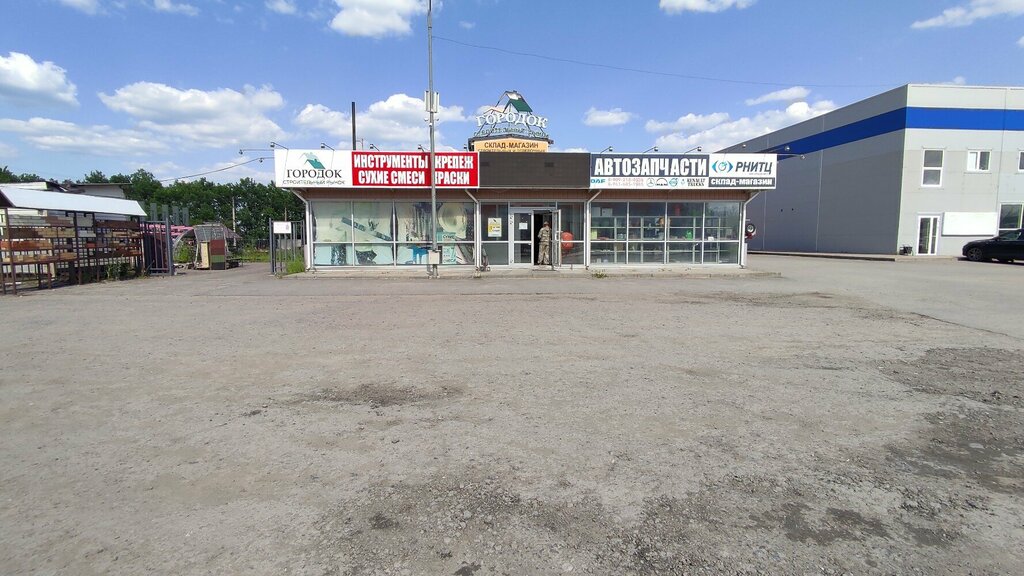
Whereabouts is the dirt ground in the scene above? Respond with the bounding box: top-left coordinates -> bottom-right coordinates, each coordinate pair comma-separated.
1,257 -> 1022,575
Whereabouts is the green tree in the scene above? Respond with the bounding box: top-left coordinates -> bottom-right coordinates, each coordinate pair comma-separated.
83,170 -> 108,183
114,169 -> 163,204
0,166 -> 18,183
75,167 -> 303,239
18,173 -> 42,182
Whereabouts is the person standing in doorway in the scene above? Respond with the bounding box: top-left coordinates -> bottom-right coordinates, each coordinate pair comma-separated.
537,221 -> 552,265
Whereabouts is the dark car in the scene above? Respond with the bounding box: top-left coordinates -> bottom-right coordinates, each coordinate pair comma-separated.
962,228 -> 1024,263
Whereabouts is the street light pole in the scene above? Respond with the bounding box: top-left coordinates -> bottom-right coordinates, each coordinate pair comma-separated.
427,0 -> 438,278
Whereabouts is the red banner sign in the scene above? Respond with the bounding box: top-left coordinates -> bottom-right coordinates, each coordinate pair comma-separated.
351,152 -> 479,188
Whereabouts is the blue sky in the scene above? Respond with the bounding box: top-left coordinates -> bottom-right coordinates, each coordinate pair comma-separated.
1,0 -> 1022,184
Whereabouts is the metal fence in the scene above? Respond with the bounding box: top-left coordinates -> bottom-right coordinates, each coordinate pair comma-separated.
141,217 -> 175,276
269,220 -> 305,275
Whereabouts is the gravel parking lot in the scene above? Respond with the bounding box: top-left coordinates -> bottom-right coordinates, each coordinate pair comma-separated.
1,256 -> 1022,575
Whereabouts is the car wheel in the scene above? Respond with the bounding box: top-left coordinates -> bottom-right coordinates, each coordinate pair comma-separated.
965,247 -> 986,262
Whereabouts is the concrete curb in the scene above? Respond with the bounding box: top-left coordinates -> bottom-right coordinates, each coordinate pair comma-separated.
284,267 -> 781,280
751,251 -> 959,262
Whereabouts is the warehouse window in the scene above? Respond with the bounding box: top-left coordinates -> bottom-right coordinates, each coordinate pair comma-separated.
1000,204 -> 1023,232
966,150 -> 990,172
922,150 -> 943,186
1019,151 -> 1024,171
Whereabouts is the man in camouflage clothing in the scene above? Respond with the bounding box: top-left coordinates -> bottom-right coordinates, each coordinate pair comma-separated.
537,221 -> 552,265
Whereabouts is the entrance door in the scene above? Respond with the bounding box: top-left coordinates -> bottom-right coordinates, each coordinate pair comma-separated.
510,209 -> 534,265
510,208 -> 560,266
917,215 -> 939,255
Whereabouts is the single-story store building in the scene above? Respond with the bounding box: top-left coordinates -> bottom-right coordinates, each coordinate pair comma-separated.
273,150 -> 777,270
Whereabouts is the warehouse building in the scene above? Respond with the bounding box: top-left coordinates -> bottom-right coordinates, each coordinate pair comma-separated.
723,84 -> 1024,256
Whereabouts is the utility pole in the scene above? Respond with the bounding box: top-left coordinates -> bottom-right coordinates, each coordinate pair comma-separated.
427,0 -> 438,278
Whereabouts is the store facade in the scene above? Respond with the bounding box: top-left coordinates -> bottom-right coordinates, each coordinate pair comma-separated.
274,150 -> 776,270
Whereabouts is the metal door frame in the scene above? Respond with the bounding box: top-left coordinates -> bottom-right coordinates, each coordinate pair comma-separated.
916,214 -> 940,255
509,208 -> 535,266
549,208 -> 562,269
508,207 -> 560,267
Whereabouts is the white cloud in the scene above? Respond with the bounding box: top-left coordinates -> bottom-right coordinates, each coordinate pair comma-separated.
295,103 -> 350,136
660,0 -> 756,14
0,141 -> 18,157
0,117 -> 167,155
330,0 -> 427,38
58,0 -> 101,14
295,93 -> 466,149
745,86 -> 810,106
583,107 -> 635,127
942,76 -> 968,85
475,104 -> 503,115
458,20 -> 475,29
0,52 -> 79,108
1018,35 -> 1024,46
153,0 -> 198,16
653,100 -> 836,153
911,0 -> 1024,29
645,112 -> 729,134
265,0 -> 297,15
99,82 -> 285,147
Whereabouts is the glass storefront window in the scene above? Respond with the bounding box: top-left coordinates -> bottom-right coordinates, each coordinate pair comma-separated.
481,203 -> 509,241
481,242 -> 509,265
308,199 -> 743,268
314,243 -> 350,266
353,243 -> 394,266
557,202 -> 584,264
591,241 -> 625,264
441,243 -> 474,265
704,202 -> 740,241
396,202 -> 432,242
668,202 -> 702,241
398,201 -> 474,265
592,202 -> 626,241
703,242 -> 739,264
396,244 -> 430,265
628,202 -> 666,242
628,241 -> 666,264
668,242 -> 700,263
436,202 -> 474,242
353,202 -> 394,243
312,201 -> 352,243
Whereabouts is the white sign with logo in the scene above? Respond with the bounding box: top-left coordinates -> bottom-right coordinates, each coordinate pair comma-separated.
274,150 -> 480,189
707,154 -> 777,189
272,221 -> 292,235
275,149 -> 352,187
589,153 -> 776,190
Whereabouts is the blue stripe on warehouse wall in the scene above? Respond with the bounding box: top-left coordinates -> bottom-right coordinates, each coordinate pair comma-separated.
763,107 -> 1024,157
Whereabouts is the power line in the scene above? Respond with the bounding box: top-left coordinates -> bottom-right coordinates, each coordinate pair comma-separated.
158,156 -> 272,183
433,35 -> 894,89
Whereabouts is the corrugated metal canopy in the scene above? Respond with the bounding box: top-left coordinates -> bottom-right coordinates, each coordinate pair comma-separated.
0,185 -> 147,216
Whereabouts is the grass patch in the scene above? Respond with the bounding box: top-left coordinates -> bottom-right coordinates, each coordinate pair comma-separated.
241,246 -> 270,263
